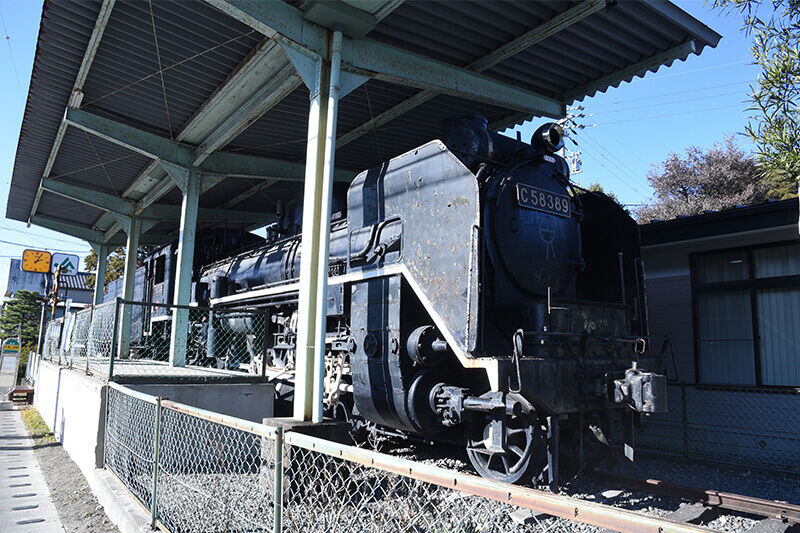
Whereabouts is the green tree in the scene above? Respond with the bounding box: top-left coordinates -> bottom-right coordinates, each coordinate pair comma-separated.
0,290 -> 43,348
715,0 -> 800,198
635,136 -> 767,223
585,182 -> 625,208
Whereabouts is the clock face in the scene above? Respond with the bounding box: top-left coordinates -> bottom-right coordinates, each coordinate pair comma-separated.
21,249 -> 52,273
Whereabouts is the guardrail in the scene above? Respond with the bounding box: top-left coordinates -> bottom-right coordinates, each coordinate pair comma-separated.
104,382 -> 711,533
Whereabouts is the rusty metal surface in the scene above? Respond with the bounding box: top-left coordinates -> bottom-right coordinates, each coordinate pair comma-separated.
589,470 -> 800,524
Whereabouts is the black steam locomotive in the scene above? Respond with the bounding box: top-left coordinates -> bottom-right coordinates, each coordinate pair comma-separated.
179,115 -> 666,485
118,116 -> 667,484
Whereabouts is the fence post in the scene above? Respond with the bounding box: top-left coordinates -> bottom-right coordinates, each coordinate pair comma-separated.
681,383 -> 689,458
86,305 -> 94,375
109,298 -> 121,380
274,426 -> 284,533
150,397 -> 163,529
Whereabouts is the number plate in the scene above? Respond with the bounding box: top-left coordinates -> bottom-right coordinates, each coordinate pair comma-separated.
516,184 -> 571,218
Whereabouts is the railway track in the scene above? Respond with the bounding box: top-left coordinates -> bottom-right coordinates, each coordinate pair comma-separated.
588,470 -> 800,532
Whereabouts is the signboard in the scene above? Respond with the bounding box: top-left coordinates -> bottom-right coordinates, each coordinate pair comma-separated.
2,338 -> 20,357
21,249 -> 52,273
515,183 -> 571,218
0,339 -> 20,398
51,253 -> 80,276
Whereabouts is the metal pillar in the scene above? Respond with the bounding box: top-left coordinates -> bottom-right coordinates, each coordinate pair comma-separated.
293,43 -> 331,421
311,28 -> 343,423
118,218 -> 140,357
168,170 -> 200,367
91,243 -> 109,306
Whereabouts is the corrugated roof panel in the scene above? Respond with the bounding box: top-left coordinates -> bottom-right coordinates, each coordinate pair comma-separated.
49,127 -> 151,197
81,0 -> 261,137
7,0 -> 102,222
36,193 -> 105,228
8,0 -> 721,240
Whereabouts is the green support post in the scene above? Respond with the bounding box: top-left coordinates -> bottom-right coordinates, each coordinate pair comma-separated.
274,426 -> 284,533
109,298 -> 121,380
151,397 -> 163,529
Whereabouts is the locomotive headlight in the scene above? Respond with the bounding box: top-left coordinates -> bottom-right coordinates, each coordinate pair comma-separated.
531,122 -> 565,154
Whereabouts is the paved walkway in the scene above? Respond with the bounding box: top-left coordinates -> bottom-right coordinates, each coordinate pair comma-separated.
0,408 -> 65,532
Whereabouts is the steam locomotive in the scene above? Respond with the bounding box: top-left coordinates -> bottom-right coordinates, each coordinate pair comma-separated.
122,116 -> 668,485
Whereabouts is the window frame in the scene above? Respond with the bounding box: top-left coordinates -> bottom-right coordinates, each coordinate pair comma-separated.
691,240 -> 800,387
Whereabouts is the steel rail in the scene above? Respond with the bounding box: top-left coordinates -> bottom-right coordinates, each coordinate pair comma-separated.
588,471 -> 800,524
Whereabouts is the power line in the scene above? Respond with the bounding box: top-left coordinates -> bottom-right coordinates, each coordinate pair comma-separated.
595,124 -> 650,168
578,149 -> 649,201
596,104 -> 744,126
636,59 -> 751,83
0,7 -> 24,101
0,238 -> 88,255
0,221 -> 91,247
574,130 -> 652,193
588,80 -> 752,109
595,90 -> 746,115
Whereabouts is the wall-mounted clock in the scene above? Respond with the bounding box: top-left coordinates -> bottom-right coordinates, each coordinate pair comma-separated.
21,249 -> 52,273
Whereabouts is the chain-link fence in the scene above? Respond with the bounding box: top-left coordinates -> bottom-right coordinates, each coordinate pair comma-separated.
112,299 -> 268,381
636,383 -> 800,473
104,382 -> 706,533
35,299 -> 268,381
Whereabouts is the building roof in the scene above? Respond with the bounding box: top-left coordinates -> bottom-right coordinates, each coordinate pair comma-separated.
8,0 -> 720,246
641,199 -> 800,247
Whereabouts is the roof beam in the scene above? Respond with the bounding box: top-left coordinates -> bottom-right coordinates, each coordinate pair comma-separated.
206,0 -> 563,116
42,178 -> 134,218
342,39 -> 563,116
562,40 -> 698,102
193,63 -> 302,164
64,108 -> 356,181
142,204 -> 277,224
218,179 -> 280,209
30,215 -> 171,246
41,178 -> 271,225
337,0 -> 603,147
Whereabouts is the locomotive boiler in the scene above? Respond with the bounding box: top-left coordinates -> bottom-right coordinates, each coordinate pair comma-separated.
198,116 -> 667,485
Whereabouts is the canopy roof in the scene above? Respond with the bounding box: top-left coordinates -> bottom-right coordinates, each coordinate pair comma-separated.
8,0 -> 720,246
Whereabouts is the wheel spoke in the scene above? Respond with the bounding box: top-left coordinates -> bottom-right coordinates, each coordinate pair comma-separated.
508,444 -> 525,459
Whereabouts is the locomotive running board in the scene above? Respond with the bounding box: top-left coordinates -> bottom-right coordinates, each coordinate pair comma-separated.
210,263 -> 501,390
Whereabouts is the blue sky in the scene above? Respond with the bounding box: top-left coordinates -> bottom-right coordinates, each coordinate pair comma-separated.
0,0 -> 760,295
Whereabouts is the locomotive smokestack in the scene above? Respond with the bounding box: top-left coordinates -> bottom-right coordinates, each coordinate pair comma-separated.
531,123 -> 565,154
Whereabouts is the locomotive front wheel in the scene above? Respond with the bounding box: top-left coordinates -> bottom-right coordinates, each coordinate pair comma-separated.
466,393 -> 542,485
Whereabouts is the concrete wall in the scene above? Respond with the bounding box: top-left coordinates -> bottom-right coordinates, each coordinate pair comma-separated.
34,360 -> 106,481
128,383 -> 274,423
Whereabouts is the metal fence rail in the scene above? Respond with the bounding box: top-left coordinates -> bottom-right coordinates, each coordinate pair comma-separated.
637,383 -> 800,473
104,383 -> 709,533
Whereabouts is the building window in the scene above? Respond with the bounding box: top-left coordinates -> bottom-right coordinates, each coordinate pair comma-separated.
692,242 -> 800,386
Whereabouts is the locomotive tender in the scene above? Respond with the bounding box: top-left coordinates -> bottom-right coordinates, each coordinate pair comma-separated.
187,115 -> 668,484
